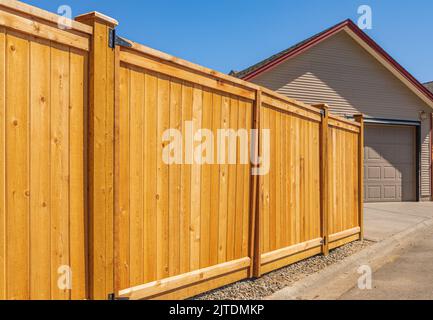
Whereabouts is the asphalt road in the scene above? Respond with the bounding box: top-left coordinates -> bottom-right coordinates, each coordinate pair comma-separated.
340,224 -> 433,300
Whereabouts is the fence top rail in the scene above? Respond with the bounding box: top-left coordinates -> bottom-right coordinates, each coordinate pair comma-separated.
119,37 -> 327,115
261,88 -> 323,117
329,114 -> 361,128
0,0 -> 93,35
120,37 -> 258,93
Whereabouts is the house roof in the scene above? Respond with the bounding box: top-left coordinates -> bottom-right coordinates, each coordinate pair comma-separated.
231,19 -> 433,109
425,81 -> 433,93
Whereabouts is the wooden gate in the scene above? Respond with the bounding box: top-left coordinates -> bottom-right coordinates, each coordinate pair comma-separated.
112,40 -> 257,300
0,1 -> 90,299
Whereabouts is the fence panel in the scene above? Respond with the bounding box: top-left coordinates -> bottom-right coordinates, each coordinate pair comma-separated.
327,116 -> 362,249
257,93 -> 323,275
115,44 -> 256,300
0,3 -> 90,300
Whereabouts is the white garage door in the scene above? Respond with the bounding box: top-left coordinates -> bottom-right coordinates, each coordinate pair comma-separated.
364,124 -> 416,202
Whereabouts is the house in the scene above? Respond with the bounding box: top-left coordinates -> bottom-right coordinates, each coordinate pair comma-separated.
232,19 -> 433,203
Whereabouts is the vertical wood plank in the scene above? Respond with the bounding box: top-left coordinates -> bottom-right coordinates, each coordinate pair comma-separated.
234,98 -> 244,260
144,72 -> 158,282
269,109 -> 276,251
274,111 -> 281,249
299,118 -> 305,243
280,113 -> 287,247
191,85 -> 203,271
129,68 -> 144,286
262,107 -> 270,254
29,37 -> 51,300
199,88 -> 216,268
242,102 -> 251,258
209,93 -> 221,266
294,116 -> 301,244
6,31 -> 30,300
289,114 -> 296,246
217,95 -> 230,263
0,26 -> 5,300
50,43 -> 70,300
354,114 -> 364,240
226,97 -> 238,262
156,74 -> 170,280
180,82 -> 192,274
69,48 -> 87,300
117,66 -> 130,290
304,120 -> 313,241
168,78 -> 182,276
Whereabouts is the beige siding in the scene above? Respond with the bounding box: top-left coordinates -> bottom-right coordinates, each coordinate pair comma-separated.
252,31 -> 432,199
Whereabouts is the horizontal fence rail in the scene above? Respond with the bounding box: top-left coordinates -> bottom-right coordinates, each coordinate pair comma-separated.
0,1 -> 364,300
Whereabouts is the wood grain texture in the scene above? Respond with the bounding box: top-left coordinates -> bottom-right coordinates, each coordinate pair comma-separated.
74,14 -> 114,300
116,49 -> 256,298
0,1 -> 364,300
0,26 -> 87,300
0,26 -> 5,300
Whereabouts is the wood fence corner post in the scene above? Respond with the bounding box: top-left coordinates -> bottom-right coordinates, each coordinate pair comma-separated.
75,11 -> 118,300
250,89 -> 262,278
315,104 -> 330,256
354,114 -> 365,241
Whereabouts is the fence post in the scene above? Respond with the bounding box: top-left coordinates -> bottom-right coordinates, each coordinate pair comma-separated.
75,12 -> 118,300
250,89 -> 262,278
354,114 -> 365,240
315,104 -> 330,256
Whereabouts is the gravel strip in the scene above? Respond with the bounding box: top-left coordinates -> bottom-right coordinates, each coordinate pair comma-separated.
193,240 -> 373,300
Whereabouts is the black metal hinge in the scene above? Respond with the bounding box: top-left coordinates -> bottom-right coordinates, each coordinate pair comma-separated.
108,28 -> 133,49
108,28 -> 115,48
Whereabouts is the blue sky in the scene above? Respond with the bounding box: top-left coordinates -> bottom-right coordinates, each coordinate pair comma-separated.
24,0 -> 433,83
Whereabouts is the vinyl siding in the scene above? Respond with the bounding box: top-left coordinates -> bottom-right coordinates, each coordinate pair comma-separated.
252,31 -> 432,198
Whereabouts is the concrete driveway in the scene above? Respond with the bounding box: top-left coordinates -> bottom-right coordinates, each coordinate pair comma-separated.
364,202 -> 433,242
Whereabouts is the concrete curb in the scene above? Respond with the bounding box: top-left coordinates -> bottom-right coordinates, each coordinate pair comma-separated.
267,217 -> 433,300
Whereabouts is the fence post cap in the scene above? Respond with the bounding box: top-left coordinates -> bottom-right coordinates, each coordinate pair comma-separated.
312,103 -> 329,110
75,11 -> 119,27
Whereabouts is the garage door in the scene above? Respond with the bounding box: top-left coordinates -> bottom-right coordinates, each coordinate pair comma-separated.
364,125 -> 416,202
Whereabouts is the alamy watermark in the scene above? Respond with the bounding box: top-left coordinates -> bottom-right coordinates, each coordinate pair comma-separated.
358,5 -> 373,30
57,265 -> 72,291
162,121 -> 270,176
57,5 -> 73,30
357,265 -> 373,290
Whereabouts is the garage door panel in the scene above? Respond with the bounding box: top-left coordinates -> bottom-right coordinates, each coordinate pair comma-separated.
366,185 -> 381,201
367,166 -> 381,179
383,166 -> 397,180
364,124 -> 416,203
383,185 -> 398,200
366,148 -> 381,161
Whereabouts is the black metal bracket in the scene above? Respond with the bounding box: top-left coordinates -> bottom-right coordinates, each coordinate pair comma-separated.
108,28 -> 133,49
115,35 -> 133,48
108,293 -> 130,300
108,28 -> 115,49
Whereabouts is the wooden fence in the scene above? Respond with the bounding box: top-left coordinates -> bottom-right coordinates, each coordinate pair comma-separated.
0,1 -> 364,300
0,0 -> 90,299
